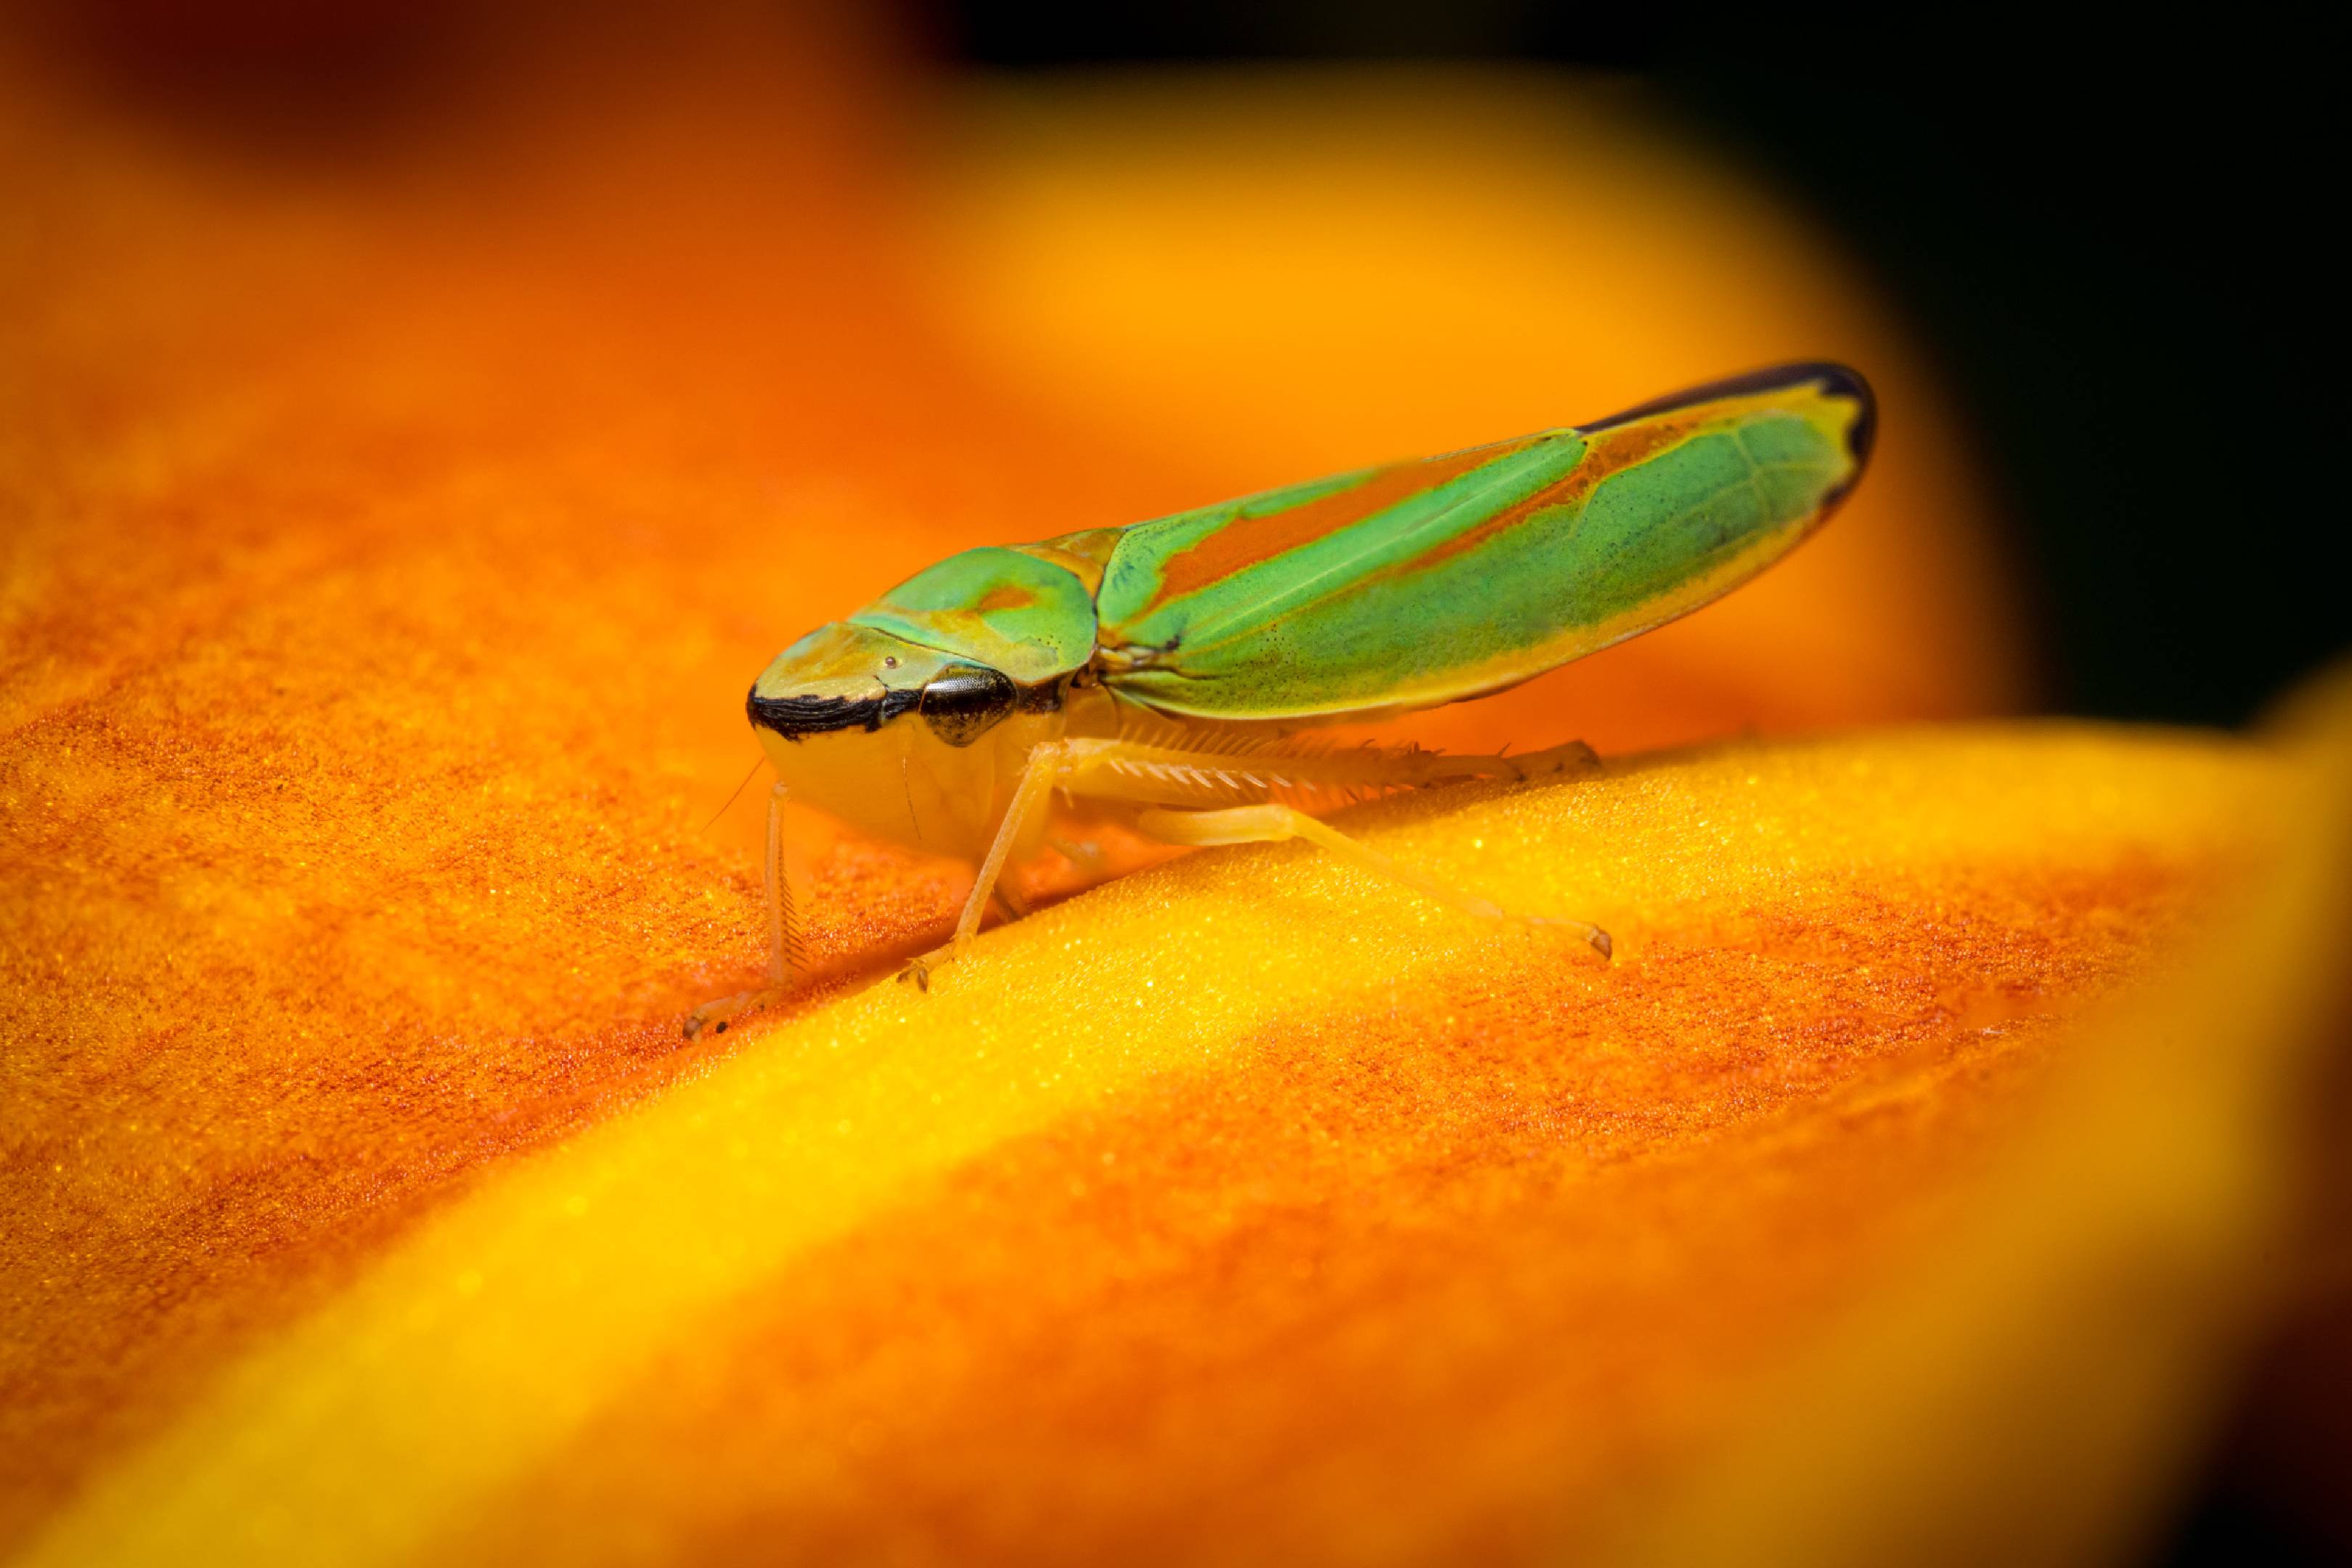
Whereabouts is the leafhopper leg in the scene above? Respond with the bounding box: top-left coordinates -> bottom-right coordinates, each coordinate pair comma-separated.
684,781 -> 798,1040
1132,802 -> 1612,961
898,740 -> 1071,991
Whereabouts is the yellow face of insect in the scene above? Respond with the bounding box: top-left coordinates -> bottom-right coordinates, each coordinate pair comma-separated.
746,622 -> 1044,857
747,621 -> 1042,746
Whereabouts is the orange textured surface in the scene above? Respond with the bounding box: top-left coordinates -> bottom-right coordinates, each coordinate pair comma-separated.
2,19 -> 2331,1568
452,859 -> 2235,1566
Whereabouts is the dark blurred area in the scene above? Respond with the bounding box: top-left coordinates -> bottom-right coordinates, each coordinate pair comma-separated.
931,7 -> 2345,733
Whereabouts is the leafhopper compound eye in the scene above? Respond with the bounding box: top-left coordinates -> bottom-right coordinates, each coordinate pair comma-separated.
918,664 -> 1017,747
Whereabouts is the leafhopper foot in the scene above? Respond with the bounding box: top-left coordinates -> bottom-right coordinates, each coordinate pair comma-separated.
683,985 -> 788,1040
1497,739 -> 1601,781
896,939 -> 966,992
1527,914 -> 1614,962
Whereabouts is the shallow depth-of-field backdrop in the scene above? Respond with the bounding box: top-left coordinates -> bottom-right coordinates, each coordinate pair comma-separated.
4,7 -> 2344,1567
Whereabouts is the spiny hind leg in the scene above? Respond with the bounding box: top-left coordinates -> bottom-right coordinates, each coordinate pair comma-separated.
1132,802 -> 1611,961
685,781 -> 799,1040
1056,731 -> 1601,807
889,734 -> 1608,994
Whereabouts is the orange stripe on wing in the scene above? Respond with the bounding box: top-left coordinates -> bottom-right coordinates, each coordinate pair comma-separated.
1141,438 -> 1545,616
1360,416 -> 1702,585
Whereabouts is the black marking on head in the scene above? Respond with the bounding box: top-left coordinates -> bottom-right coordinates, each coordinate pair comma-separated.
918,664 -> 1018,748
746,682 -> 920,743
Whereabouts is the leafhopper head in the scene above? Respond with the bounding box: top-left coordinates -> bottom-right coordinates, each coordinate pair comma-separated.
747,623 -> 1018,748
745,621 -> 1056,858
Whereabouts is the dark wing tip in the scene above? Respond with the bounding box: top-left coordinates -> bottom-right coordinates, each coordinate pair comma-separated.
1580,360 -> 1877,467
1808,361 -> 1877,470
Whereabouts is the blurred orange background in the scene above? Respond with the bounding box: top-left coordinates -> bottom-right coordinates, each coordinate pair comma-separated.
4,7 -> 2343,1567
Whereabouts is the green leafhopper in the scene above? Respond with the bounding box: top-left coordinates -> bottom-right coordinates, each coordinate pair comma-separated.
689,363 -> 1875,1036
